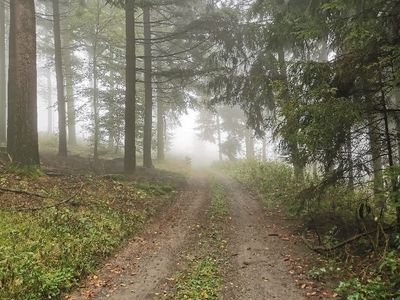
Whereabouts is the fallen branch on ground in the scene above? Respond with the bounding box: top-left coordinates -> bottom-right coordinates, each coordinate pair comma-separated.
301,226 -> 394,254
18,183 -> 84,212
4,184 -> 85,212
0,187 -> 47,198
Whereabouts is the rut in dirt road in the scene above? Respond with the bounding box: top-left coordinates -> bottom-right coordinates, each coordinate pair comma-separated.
218,174 -> 305,300
67,177 -> 210,300
68,174 -> 308,300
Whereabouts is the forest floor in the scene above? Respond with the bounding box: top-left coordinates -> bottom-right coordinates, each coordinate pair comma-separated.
64,167 -> 338,300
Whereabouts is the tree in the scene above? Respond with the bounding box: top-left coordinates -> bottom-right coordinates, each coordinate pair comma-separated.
142,4 -> 153,168
156,99 -> 165,161
61,6 -> 77,146
0,1 -> 7,144
7,0 -> 39,166
52,0 -> 68,156
124,0 -> 137,173
0,0 -> 6,144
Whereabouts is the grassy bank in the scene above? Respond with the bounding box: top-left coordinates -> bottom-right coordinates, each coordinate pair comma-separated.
216,160 -> 400,300
0,171 -> 177,300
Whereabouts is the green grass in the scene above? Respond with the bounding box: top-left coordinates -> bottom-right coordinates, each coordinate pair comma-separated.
216,160 -> 299,209
0,177 -> 173,300
171,176 -> 227,300
209,177 -> 228,220
175,258 -> 221,300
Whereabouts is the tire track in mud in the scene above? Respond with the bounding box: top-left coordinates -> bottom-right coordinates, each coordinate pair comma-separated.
67,176 -> 210,300
68,173 -> 311,300
217,174 -> 306,300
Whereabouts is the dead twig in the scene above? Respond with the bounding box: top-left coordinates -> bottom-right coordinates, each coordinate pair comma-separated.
14,183 -> 85,212
0,187 -> 47,198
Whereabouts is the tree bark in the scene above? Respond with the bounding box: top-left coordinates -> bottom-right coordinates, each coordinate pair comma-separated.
216,112 -> 222,161
143,5 -> 153,168
47,71 -> 53,134
52,0 -> 67,156
92,45 -> 99,160
156,100 -> 165,161
7,0 -> 39,166
367,112 -> 384,203
92,2 -> 100,161
346,131 -> 354,190
0,0 -> 6,144
124,0 -> 136,173
62,30 -> 77,146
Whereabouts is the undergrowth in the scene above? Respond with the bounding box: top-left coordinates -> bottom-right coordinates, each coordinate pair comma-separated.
216,160 -> 400,300
0,173 -> 175,300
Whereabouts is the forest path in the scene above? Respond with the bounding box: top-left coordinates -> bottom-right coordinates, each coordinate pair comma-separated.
217,174 -> 306,300
67,173 -> 210,300
67,172 -> 311,300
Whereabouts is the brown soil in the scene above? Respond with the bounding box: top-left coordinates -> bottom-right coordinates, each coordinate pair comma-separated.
66,172 -> 336,300
66,174 -> 210,300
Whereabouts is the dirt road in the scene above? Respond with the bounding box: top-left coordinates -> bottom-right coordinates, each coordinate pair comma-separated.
218,174 -> 305,299
67,173 -> 315,300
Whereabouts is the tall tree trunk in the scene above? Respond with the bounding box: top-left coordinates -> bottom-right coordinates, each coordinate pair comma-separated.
52,0 -> 67,156
216,112 -> 222,161
0,0 -> 6,145
124,0 -> 136,173
63,32 -> 77,146
393,90 -> 400,164
92,46 -> 99,160
47,71 -> 53,134
156,100 -> 165,161
143,5 -> 153,168
381,92 -> 400,228
278,46 -> 304,181
367,112 -> 384,205
346,131 -> 354,190
92,2 -> 100,161
7,0 -> 39,165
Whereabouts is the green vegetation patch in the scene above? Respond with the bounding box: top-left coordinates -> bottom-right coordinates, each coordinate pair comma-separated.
0,174 -> 174,300
169,176 -> 228,300
175,257 -> 222,300
217,160 -> 300,209
209,177 -> 228,220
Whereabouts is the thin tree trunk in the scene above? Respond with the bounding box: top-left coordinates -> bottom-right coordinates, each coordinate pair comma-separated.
124,0 -> 136,173
143,5 -> 153,168
92,2 -> 100,161
52,0 -> 67,156
63,33 -> 77,146
47,72 -> 53,134
0,0 -> 6,144
93,46 -> 99,160
367,112 -> 384,204
346,131 -> 354,190
7,0 -> 39,165
156,100 -> 165,161
216,112 -> 222,161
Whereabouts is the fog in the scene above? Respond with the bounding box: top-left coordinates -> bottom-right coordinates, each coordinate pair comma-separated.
170,110 -> 220,167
